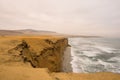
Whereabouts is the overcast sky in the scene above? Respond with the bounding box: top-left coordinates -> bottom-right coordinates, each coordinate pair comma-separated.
0,0 -> 120,37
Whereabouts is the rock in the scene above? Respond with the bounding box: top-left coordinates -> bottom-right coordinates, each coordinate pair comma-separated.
8,36 -> 68,72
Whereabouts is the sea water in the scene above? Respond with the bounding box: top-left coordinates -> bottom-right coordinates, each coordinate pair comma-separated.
69,37 -> 120,73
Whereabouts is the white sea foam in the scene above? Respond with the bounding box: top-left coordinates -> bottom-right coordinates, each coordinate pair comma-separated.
69,38 -> 120,73
81,51 -> 99,56
94,45 -> 117,53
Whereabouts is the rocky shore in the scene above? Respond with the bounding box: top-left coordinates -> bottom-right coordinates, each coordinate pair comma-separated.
0,35 -> 120,80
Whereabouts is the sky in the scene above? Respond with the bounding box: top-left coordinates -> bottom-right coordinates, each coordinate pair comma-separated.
0,0 -> 120,37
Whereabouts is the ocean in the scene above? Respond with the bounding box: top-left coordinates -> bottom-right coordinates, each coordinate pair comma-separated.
69,37 -> 120,73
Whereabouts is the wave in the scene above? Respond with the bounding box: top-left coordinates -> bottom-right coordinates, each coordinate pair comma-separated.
69,38 -> 120,73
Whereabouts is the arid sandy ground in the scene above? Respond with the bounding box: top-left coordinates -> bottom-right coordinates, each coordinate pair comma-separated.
0,66 -> 54,80
0,35 -> 120,80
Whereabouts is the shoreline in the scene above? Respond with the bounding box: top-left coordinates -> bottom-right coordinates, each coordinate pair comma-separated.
0,35 -> 120,80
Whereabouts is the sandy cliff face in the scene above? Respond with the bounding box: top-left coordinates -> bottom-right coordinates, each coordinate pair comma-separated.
8,37 -> 68,72
62,47 -> 72,72
0,36 -> 120,80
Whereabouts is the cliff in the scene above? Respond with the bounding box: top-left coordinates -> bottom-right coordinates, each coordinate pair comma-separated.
0,36 -> 120,80
6,36 -> 68,72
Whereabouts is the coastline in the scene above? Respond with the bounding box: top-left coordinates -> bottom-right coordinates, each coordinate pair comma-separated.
0,35 -> 120,80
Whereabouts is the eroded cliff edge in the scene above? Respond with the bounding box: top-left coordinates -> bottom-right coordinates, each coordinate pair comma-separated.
0,36 -> 120,80
7,36 -> 68,72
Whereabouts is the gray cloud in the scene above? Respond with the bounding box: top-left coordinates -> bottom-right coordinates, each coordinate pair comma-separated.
0,0 -> 120,37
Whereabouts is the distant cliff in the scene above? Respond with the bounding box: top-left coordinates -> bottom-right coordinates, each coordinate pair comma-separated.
0,29 -> 57,35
